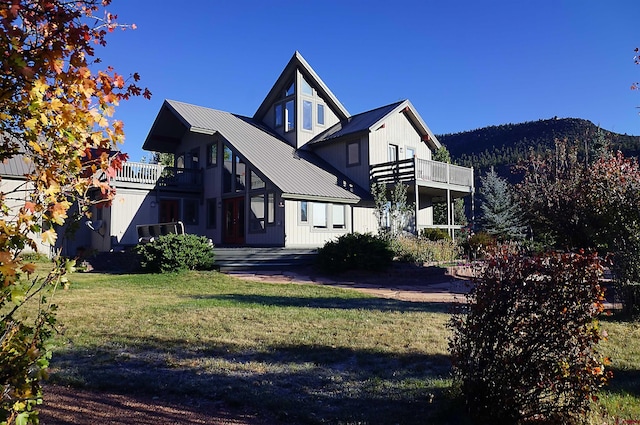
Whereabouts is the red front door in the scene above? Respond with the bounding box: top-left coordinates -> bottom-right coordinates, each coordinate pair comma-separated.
223,197 -> 245,245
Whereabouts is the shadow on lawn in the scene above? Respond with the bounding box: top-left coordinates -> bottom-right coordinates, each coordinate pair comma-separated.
191,293 -> 454,313
606,368 -> 640,397
50,338 -> 462,424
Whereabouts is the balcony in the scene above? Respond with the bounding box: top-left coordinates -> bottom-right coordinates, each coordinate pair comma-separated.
113,162 -> 203,192
370,158 -> 474,195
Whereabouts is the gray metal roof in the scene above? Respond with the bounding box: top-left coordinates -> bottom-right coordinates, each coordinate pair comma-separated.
160,100 -> 365,203
308,99 -> 442,150
309,101 -> 404,144
0,154 -> 33,178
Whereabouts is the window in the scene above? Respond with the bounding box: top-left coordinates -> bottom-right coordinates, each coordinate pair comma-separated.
207,143 -> 217,167
250,194 -> 265,232
267,193 -> 275,224
250,170 -> 265,190
235,157 -> 246,192
301,78 -> 313,95
285,100 -> 295,132
176,153 -> 185,169
317,104 -> 325,125
332,205 -> 345,229
183,199 -> 199,225
312,203 -> 327,228
347,141 -> 360,166
189,148 -> 199,169
285,81 -> 295,96
223,145 -> 233,193
300,201 -> 308,223
206,198 -> 217,229
388,144 -> 398,162
302,100 -> 312,131
275,103 -> 283,127
406,147 -> 415,159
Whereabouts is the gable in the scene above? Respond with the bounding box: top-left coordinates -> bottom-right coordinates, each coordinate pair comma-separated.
254,52 -> 349,124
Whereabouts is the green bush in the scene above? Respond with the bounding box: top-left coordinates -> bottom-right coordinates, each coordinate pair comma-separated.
449,252 -> 611,425
135,234 -> 215,273
315,232 -> 393,274
419,228 -> 451,241
390,236 -> 461,264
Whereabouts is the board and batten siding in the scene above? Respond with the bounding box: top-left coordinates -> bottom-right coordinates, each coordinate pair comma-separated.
110,188 -> 158,246
352,205 -> 378,235
369,110 -> 432,165
311,134 -> 371,193
283,200 -> 348,248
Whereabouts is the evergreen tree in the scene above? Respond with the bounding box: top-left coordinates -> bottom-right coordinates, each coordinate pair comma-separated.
478,168 -> 526,241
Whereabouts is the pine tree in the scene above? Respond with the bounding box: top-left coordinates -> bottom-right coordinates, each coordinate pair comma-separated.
479,168 -> 526,241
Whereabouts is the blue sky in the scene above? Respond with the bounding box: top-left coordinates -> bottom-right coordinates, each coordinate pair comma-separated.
97,0 -> 640,162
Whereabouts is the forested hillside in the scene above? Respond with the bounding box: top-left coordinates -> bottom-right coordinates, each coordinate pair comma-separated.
437,118 -> 640,171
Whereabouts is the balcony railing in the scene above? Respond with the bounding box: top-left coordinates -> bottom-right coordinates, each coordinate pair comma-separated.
115,162 -> 203,189
370,158 -> 474,189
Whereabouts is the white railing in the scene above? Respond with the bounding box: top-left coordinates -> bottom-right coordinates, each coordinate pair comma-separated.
115,162 -> 203,188
117,162 -> 164,184
415,159 -> 474,188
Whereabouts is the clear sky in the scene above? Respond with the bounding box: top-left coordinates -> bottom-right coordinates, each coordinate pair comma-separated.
97,0 -> 640,162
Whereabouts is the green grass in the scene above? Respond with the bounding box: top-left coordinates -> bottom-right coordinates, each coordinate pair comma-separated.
24,265 -> 640,424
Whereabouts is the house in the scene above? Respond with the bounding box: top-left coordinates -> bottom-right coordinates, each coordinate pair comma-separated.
1,52 -> 474,254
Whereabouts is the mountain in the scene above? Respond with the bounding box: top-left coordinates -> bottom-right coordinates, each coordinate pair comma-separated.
436,118 -> 640,172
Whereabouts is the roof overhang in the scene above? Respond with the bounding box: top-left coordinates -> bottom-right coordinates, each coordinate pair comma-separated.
368,100 -> 442,150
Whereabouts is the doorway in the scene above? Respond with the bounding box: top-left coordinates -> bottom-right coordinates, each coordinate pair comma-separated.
223,197 -> 245,244
159,200 -> 179,223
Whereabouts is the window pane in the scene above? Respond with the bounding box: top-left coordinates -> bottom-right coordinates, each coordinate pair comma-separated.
301,78 -> 313,95
312,203 -> 326,228
275,104 -> 283,127
207,143 -> 217,166
303,100 -> 312,131
235,156 -> 246,192
267,193 -> 275,224
223,145 -> 232,193
406,147 -> 415,159
347,142 -> 359,165
333,205 -> 345,228
250,194 -> 265,232
250,170 -> 265,190
300,201 -> 308,222
176,154 -> 185,169
317,104 -> 325,125
286,81 -> 295,96
285,100 -> 295,131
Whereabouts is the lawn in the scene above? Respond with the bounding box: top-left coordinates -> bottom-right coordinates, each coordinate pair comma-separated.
33,267 -> 640,424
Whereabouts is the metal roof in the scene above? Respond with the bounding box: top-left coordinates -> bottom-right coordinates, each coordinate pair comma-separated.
308,101 -> 404,144
160,100 -> 365,203
0,154 -> 33,178
308,99 -> 442,150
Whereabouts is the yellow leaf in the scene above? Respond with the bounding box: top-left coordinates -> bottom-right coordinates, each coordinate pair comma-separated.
41,229 -> 57,245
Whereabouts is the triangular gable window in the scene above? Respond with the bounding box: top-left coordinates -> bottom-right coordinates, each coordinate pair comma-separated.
285,81 -> 295,96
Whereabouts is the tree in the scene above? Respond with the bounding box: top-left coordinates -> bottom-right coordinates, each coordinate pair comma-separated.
478,168 -> 525,241
0,2 -> 149,423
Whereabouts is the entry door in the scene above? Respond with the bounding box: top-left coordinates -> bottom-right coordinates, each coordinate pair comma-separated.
159,200 -> 179,223
223,197 -> 245,245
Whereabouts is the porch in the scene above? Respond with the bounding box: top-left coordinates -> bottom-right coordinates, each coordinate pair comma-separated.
370,158 -> 474,237
113,161 -> 203,191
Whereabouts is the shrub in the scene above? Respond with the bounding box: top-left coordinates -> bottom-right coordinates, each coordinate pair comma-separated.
315,232 -> 393,274
449,251 -> 611,425
135,234 -> 215,273
419,228 -> 451,241
390,236 -> 460,264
